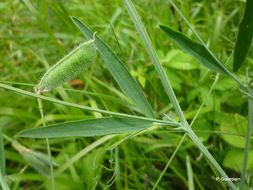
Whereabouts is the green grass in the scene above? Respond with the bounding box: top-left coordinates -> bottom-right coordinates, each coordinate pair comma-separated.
0,0 -> 253,189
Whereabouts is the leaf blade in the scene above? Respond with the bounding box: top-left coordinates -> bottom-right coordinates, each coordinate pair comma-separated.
233,0 -> 253,72
17,117 -> 153,138
160,25 -> 228,75
71,17 -> 154,118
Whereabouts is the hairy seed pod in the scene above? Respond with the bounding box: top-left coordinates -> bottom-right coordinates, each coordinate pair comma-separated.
37,38 -> 97,94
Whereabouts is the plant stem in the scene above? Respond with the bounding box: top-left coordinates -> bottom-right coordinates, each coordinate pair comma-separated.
0,83 -> 179,127
240,97 -> 253,189
186,127 -> 237,190
152,135 -> 186,190
152,74 -> 219,189
186,155 -> 194,190
36,90 -> 55,190
123,0 -> 187,125
123,1 -> 237,189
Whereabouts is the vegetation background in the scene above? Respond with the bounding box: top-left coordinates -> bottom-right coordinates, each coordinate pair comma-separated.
0,0 -> 252,189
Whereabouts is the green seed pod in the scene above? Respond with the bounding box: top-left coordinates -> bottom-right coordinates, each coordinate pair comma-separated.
37,38 -> 97,94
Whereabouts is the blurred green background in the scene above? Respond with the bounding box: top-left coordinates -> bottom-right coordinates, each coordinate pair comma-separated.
0,0 -> 252,189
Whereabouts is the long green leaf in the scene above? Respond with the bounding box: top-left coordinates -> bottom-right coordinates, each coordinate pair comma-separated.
160,25 -> 228,75
233,0 -> 253,72
17,117 -> 153,138
71,17 -> 154,118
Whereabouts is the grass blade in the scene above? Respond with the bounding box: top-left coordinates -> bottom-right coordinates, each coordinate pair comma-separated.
160,25 -> 228,75
71,17 -> 154,118
233,0 -> 253,72
17,117 -> 153,138
186,156 -> 195,190
0,129 -> 5,175
0,130 -> 10,190
0,172 -> 10,190
35,92 -> 55,189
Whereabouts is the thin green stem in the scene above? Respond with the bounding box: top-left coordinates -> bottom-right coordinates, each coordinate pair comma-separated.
0,80 -> 34,87
186,127 -> 236,190
152,74 -> 219,189
123,0 -> 236,189
240,97 -> 253,189
186,155 -> 194,190
36,91 -> 55,190
152,134 -> 186,190
190,74 -> 219,128
0,83 -> 179,127
56,135 -> 115,174
123,0 -> 187,125
170,1 -> 252,187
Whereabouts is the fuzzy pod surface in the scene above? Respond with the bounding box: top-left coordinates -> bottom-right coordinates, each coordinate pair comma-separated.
37,39 -> 97,93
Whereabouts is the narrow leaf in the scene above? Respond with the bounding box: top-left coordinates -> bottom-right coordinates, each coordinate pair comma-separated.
160,25 -> 228,75
233,0 -> 253,72
0,130 -> 9,190
186,156 -> 195,190
0,129 -> 5,175
0,172 -> 10,190
71,17 -> 154,118
17,117 -> 153,138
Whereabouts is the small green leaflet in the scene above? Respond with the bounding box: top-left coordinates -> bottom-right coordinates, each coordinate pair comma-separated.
71,17 -> 154,118
17,117 -> 153,138
233,0 -> 253,72
160,25 -> 228,75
